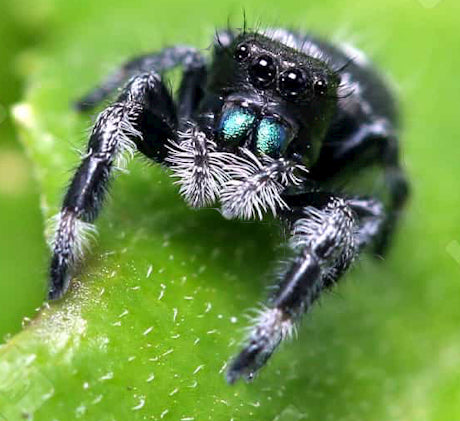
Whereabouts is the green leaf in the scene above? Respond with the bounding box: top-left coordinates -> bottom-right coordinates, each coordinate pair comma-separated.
2,0 -> 460,420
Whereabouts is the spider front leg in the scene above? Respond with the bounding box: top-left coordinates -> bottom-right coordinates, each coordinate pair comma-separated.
226,193 -> 385,383
48,71 -> 177,299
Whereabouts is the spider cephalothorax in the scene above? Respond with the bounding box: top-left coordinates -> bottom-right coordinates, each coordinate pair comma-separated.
48,27 -> 409,384
167,31 -> 343,219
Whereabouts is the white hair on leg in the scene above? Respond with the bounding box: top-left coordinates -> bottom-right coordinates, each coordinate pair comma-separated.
246,306 -> 297,345
226,305 -> 296,383
114,114 -> 141,170
290,198 -> 356,254
47,210 -> 98,261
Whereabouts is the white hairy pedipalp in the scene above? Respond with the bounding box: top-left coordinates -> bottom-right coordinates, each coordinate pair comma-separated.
166,129 -> 307,219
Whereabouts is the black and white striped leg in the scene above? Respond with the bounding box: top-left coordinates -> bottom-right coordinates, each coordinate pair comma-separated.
226,194 -> 385,383
48,72 -> 177,300
75,46 -> 206,111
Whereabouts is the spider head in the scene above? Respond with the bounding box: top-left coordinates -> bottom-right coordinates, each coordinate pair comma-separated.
169,31 -> 341,215
209,32 -> 341,166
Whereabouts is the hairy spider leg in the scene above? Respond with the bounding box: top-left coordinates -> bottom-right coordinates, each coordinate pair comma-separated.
49,72 -> 176,299
313,120 -> 410,255
49,46 -> 209,299
75,46 -> 207,112
226,193 -> 385,383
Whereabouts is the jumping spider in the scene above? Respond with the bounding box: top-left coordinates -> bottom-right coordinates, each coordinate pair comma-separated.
48,27 -> 409,384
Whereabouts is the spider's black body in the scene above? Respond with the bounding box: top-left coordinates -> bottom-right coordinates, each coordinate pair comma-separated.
48,28 -> 409,384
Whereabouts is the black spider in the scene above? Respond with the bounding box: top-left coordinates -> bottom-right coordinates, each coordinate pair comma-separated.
47,27 -> 409,384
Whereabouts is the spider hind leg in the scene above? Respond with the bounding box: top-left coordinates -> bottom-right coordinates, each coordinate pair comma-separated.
75,46 -> 206,112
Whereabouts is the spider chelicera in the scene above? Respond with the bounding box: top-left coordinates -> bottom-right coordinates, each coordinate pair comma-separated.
48,27 -> 409,384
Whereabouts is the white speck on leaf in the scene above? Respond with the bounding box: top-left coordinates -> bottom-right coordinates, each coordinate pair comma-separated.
75,404 -> 87,418
193,364 -> 204,374
118,309 -> 129,318
146,264 -> 153,278
158,283 -> 166,300
99,372 -> 113,381
132,396 -> 146,411
143,326 -> 154,336
21,317 -> 31,328
161,348 -> 174,358
92,395 -> 103,404
219,362 -> 228,374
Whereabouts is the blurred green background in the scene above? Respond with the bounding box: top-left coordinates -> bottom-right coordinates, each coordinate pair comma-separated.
1,0 -> 460,418
0,2 -> 49,341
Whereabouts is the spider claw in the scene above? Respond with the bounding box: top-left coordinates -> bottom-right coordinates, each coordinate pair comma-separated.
48,261 -> 68,300
226,344 -> 267,384
226,307 -> 293,383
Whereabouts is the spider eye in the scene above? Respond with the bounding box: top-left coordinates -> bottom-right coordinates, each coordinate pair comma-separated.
256,119 -> 288,156
249,55 -> 277,88
234,43 -> 250,61
279,69 -> 310,99
218,107 -> 256,144
313,77 -> 328,96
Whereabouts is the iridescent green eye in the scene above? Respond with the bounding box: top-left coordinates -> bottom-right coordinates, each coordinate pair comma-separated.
218,108 -> 256,144
256,119 -> 287,156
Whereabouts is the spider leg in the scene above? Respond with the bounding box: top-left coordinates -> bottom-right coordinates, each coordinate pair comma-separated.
174,28 -> 236,124
226,192 -> 385,383
347,196 -> 385,249
316,119 -> 409,255
375,165 -> 408,255
75,46 -> 206,112
48,71 -> 177,300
